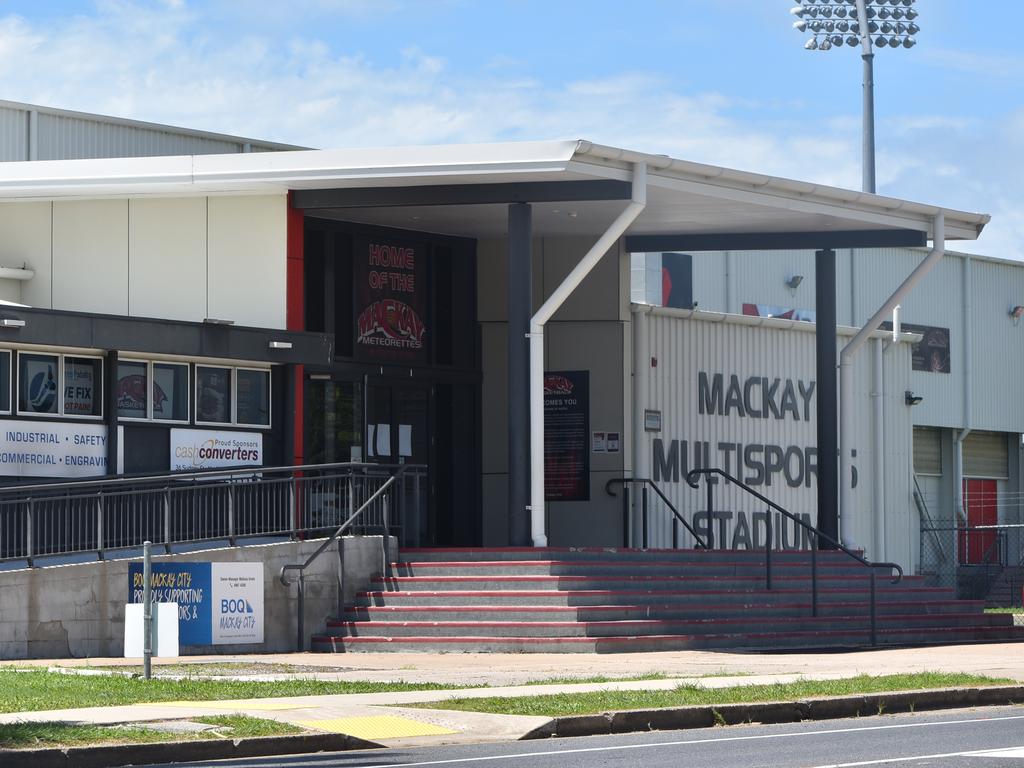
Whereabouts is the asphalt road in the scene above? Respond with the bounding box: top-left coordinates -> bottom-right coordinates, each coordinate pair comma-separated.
157,705 -> 1024,768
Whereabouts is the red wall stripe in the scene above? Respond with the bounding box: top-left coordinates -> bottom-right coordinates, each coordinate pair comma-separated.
286,192 -> 304,466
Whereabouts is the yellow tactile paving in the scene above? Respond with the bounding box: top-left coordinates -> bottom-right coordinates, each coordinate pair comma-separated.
151,700 -> 307,711
295,715 -> 457,739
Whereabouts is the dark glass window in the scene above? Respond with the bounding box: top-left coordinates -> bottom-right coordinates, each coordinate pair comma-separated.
18,352 -> 59,414
0,351 -> 10,413
64,357 -> 103,417
153,363 -> 189,421
116,360 -> 148,418
196,366 -> 231,424
236,369 -> 271,426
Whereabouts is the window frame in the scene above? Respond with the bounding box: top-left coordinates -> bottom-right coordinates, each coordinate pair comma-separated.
16,351 -> 104,421
234,366 -> 273,428
0,350 -> 11,415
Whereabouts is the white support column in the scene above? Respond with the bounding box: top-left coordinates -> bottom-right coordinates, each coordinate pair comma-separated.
528,162 -> 647,546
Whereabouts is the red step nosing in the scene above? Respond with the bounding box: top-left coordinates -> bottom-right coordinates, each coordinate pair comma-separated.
356,587 -> 951,598
328,613 -> 991,630
343,600 -> 977,614
398,546 -> 863,557
392,560 -> 868,570
373,574 -> 909,583
315,625 -> 1023,646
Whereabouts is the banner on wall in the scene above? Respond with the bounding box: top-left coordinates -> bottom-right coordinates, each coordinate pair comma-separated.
544,370 -> 590,501
354,236 -> 428,364
170,428 -> 263,471
0,419 -> 107,477
128,562 -> 264,645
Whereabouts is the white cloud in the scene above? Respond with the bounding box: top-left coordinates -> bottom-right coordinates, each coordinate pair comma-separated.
0,3 -> 1017,259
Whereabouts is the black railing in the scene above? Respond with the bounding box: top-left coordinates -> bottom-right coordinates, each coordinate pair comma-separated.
686,467 -> 902,645
280,466 -> 408,651
0,461 -> 427,566
605,477 -> 709,550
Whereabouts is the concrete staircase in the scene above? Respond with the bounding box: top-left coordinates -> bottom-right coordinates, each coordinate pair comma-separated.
311,547 -> 1024,652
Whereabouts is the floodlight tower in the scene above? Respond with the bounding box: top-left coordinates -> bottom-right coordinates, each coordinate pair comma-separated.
791,0 -> 919,193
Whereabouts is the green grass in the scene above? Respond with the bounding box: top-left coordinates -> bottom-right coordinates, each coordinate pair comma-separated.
984,607 -> 1023,614
521,671 -> 752,686
76,662 -> 345,677
0,668 -> 475,714
408,672 -> 1015,717
0,715 -> 301,750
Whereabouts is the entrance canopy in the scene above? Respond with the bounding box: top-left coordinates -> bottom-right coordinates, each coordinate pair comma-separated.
0,139 -> 987,241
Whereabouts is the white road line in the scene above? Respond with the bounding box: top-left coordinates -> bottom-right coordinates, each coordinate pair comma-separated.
324,712 -> 1024,768
806,745 -> 1024,767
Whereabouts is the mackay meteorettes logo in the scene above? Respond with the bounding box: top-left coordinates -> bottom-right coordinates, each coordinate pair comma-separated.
544,374 -> 575,396
357,298 -> 426,350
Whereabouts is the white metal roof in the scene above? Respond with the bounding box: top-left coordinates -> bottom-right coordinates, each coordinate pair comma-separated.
0,139 -> 988,241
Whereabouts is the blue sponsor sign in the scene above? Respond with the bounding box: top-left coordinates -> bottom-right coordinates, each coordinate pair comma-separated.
128,562 -> 213,645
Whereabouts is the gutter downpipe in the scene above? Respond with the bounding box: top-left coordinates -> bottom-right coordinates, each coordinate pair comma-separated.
528,161 -> 647,546
839,212 -> 945,549
872,337 -> 885,559
953,254 -> 973,560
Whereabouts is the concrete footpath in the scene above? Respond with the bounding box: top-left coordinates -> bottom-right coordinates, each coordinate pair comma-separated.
2,644 -> 1024,754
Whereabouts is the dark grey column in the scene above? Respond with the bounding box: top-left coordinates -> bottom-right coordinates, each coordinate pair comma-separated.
507,203 -> 532,546
104,351 -> 118,475
284,363 -> 297,468
815,249 -> 839,549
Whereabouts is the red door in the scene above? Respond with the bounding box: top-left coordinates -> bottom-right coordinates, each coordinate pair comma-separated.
959,479 -> 998,564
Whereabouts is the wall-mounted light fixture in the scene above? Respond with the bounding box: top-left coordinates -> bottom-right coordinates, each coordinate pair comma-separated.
785,274 -> 804,290
268,341 -> 293,350
203,318 -> 234,326
1010,305 -> 1024,324
905,390 -> 923,406
0,318 -> 26,328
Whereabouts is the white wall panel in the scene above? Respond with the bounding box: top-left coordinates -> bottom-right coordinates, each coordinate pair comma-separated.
637,310 -> 915,567
969,259 -> 1024,432
52,200 -> 128,314
128,198 -> 207,322
207,195 -> 287,329
0,202 -> 52,307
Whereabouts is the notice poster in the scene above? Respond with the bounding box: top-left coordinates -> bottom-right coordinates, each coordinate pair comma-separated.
881,321 -> 950,373
354,237 -> 428,364
544,370 -> 590,501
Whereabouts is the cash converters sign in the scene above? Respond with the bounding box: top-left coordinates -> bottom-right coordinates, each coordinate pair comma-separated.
170,429 -> 262,471
128,562 -> 264,645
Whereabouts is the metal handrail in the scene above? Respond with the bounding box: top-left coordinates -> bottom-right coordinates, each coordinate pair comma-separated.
686,467 -> 902,646
605,477 -> 708,549
279,466 -> 406,651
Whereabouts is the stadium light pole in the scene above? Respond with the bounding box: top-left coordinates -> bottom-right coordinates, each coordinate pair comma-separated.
791,0 -> 919,194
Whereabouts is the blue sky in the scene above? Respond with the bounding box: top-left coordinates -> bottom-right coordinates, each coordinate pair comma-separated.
1,1 -> 1021,257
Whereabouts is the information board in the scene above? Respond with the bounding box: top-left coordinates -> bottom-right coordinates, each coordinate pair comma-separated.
544,370 -> 590,501
0,420 -> 108,478
128,562 -> 264,646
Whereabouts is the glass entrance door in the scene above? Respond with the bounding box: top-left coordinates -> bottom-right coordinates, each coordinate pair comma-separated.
367,381 -> 432,546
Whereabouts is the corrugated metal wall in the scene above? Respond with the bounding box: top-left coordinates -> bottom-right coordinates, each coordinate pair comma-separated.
638,309 -> 916,567
645,247 -> 1024,436
0,102 -> 295,161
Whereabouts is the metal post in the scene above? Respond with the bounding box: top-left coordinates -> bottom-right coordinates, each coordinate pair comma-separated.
861,52 -> 876,194
816,249 -> 839,549
382,491 -> 391,577
622,483 -> 630,548
26,498 -> 34,567
227,485 -> 236,546
706,479 -> 715,550
163,488 -> 172,554
142,540 -> 152,680
289,479 -> 298,541
870,570 -> 878,646
641,485 -> 648,549
507,202 -> 532,546
765,509 -> 773,591
811,536 -> 819,617
96,493 -> 105,561
296,573 -> 305,652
